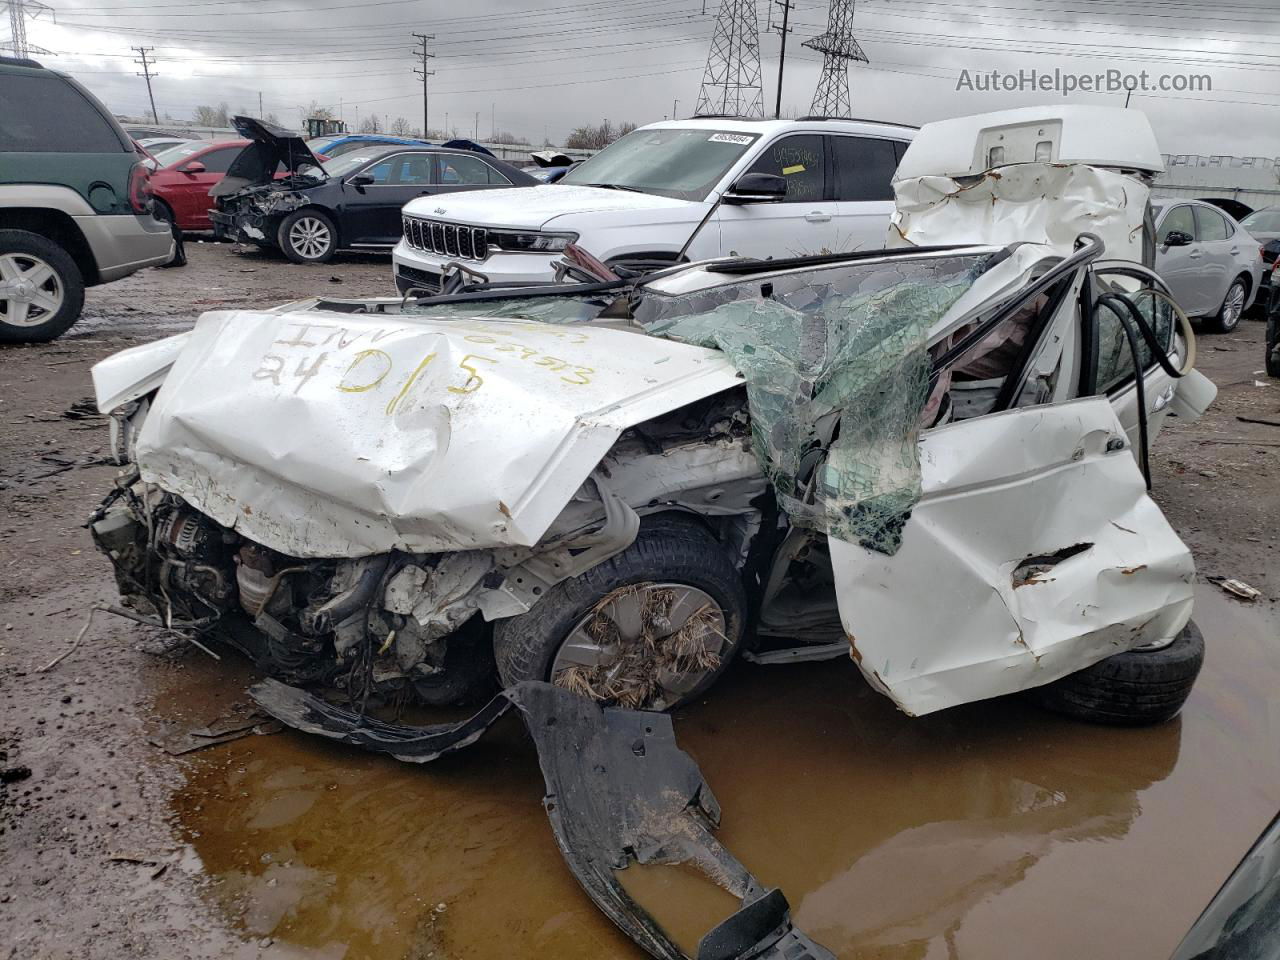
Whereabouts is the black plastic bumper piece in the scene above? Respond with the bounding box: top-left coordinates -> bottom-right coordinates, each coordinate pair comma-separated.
250,679 -> 833,960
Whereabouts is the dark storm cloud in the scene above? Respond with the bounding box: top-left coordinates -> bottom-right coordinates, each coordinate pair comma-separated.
19,0 -> 1280,157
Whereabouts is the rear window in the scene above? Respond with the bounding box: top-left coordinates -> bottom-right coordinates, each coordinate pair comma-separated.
0,74 -> 125,153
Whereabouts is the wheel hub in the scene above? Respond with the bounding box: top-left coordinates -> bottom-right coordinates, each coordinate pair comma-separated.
551,582 -> 727,711
0,253 -> 63,326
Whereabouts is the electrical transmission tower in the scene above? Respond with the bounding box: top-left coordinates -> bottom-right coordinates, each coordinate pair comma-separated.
802,0 -> 868,118
411,32 -> 435,138
694,0 -> 765,118
3,0 -> 53,59
132,46 -> 159,124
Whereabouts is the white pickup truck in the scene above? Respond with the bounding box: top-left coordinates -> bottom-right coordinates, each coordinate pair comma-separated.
391,116 -> 916,293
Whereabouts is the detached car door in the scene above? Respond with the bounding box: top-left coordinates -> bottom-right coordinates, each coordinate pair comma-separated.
828,280 -> 1196,717
716,134 -> 839,259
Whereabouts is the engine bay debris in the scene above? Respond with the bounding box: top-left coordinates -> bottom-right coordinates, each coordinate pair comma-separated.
251,678 -> 834,960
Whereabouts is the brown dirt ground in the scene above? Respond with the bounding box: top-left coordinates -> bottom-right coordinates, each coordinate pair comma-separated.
0,243 -> 1277,959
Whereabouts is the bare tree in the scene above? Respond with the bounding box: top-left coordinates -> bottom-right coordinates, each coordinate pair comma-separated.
564,119 -> 636,151
296,100 -> 335,126
193,102 -> 230,127
358,115 -> 382,134
390,116 -> 412,136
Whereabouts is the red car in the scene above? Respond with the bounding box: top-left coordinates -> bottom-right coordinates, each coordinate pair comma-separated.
147,139 -> 248,231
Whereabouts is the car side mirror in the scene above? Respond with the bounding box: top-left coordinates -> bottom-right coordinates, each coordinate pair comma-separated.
347,172 -> 375,187
1162,230 -> 1193,247
723,172 -> 787,204
181,161 -> 207,174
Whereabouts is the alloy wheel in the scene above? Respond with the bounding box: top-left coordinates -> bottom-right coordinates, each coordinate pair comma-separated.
288,217 -> 332,259
0,252 -> 63,328
1222,282 -> 1246,329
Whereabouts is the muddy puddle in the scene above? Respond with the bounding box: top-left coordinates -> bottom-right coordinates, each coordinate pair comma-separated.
165,585 -> 1280,960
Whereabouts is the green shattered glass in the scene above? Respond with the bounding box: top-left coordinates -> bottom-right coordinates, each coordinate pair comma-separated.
646,259 -> 983,554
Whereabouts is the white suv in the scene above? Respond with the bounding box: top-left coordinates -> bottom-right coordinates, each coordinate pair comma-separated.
392,116 -> 915,293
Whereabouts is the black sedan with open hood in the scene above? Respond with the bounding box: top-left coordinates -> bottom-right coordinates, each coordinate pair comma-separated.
209,116 -> 536,264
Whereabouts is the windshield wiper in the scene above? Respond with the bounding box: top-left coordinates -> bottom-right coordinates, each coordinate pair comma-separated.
580,182 -> 648,194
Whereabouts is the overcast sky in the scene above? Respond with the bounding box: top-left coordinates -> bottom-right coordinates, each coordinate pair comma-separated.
14,0 -> 1280,159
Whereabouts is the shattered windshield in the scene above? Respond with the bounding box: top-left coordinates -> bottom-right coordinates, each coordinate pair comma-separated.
560,127 -> 760,201
637,254 -> 994,553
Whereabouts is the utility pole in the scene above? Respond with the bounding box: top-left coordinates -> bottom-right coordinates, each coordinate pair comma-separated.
257,91 -> 263,117
474,111 -> 478,140
132,46 -> 159,124
411,32 -> 435,139
490,102 -> 495,140
672,98 -> 679,120
772,0 -> 794,119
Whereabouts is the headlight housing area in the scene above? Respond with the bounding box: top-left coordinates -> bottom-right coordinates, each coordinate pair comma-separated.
488,230 -> 578,253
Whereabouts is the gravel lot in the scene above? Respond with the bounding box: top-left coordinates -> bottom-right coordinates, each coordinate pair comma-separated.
1,243 -> 1278,960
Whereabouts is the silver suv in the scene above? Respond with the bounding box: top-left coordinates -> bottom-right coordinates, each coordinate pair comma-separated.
0,56 -> 174,343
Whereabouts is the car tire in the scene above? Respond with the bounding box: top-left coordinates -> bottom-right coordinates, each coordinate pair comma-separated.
1266,314 -> 1280,379
492,514 -> 747,711
1029,620 -> 1204,726
0,229 -> 85,344
151,201 -> 187,268
278,209 -> 337,264
1209,277 -> 1248,333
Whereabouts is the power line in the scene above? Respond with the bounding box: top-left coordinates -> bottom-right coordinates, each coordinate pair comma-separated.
132,45 -> 159,123
411,32 -> 435,137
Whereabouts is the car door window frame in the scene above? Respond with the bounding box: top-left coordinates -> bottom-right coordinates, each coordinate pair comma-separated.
435,152 -> 511,187
1079,264 -> 1179,397
194,147 -> 241,174
743,133 -> 830,203
828,134 -> 902,203
1193,205 -> 1233,241
1157,205 -> 1196,244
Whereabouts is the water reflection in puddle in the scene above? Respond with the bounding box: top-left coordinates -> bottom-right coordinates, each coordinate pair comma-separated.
170,586 -> 1280,959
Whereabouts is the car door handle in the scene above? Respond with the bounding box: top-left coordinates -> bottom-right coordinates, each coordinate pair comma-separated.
805,211 -> 832,223
1152,385 -> 1176,412
1188,250 -> 1202,259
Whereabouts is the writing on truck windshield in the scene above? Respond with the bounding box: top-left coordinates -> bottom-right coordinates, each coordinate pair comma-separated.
560,128 -> 761,202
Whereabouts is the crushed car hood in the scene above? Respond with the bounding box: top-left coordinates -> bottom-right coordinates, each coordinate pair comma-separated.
212,115 -> 324,199
402,183 -> 699,231
122,310 -> 742,558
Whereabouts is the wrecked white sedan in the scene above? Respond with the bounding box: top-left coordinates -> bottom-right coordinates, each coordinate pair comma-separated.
90,106 -> 1214,725
87,106 -> 1219,960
